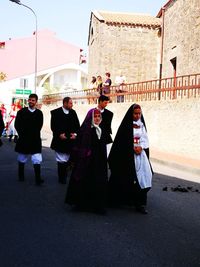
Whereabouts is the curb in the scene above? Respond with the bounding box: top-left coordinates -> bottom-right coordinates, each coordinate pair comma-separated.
150,157 -> 200,177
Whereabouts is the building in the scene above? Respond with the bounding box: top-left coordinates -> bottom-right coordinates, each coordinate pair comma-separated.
88,0 -> 200,85
0,29 -> 87,107
157,0 -> 200,79
88,10 -> 161,84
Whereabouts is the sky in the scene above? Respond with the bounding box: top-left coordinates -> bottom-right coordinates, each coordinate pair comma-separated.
1,0 -> 166,53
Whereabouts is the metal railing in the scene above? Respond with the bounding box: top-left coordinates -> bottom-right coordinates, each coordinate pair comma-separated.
42,73 -> 200,105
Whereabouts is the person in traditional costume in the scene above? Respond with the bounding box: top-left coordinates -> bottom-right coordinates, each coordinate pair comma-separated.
50,97 -> 80,184
0,104 -> 7,136
15,94 -> 44,185
65,108 -> 108,214
0,110 -> 5,147
8,99 -> 22,142
108,104 -> 153,214
96,95 -> 113,158
0,110 -> 4,136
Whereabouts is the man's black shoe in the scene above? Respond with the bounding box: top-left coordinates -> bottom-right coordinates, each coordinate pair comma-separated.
136,206 -> 148,214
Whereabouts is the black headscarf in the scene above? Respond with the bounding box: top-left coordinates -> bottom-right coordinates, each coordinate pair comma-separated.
108,103 -> 148,181
66,108 -> 107,205
69,108 -> 104,181
70,108 -> 96,162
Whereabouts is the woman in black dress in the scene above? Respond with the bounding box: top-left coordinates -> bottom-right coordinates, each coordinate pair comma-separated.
65,108 -> 108,214
108,104 -> 153,214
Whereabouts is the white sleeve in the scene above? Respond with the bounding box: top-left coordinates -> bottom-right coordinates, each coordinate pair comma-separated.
140,125 -> 149,149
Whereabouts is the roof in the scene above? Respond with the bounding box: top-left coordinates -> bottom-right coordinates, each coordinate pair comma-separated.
0,29 -> 82,80
92,10 -> 161,27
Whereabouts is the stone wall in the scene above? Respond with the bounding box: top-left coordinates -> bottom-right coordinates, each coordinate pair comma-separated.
42,98 -> 200,161
88,1 -> 200,84
88,15 -> 160,84
162,0 -> 200,78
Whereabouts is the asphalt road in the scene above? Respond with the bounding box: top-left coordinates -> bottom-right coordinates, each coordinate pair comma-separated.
0,138 -> 200,267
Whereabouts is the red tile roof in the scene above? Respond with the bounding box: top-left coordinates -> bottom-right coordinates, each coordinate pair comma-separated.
93,10 -> 161,27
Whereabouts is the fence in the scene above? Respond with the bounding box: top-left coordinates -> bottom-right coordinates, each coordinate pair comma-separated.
42,73 -> 200,105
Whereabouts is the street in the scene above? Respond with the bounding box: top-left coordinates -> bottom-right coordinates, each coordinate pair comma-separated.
0,138 -> 200,267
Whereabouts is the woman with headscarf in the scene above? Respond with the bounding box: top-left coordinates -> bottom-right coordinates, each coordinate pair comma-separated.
108,104 -> 153,214
65,108 -> 108,214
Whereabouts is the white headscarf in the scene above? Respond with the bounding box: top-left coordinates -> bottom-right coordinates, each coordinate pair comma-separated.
91,109 -> 102,140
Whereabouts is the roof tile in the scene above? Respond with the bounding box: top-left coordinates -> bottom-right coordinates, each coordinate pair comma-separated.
94,10 -> 161,27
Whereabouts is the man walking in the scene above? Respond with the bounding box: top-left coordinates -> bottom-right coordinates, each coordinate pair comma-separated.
97,95 -> 113,154
50,97 -> 80,184
15,94 -> 44,185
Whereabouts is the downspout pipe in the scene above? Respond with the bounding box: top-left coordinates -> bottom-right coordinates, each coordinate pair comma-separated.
159,7 -> 165,100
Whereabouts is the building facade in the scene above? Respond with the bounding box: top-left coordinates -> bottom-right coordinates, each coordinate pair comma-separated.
0,29 -> 87,107
88,11 -> 161,84
88,0 -> 200,85
158,0 -> 200,79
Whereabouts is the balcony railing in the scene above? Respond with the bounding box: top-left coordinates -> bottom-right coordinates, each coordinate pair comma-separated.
42,73 -> 200,105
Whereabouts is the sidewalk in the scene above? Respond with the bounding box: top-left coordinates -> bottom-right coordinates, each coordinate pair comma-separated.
150,148 -> 200,183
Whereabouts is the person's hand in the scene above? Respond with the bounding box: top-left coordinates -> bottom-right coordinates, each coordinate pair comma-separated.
70,133 -> 77,139
59,133 -> 67,140
134,146 -> 142,155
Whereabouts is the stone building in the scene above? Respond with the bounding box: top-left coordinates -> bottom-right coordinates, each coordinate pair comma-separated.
88,11 -> 161,84
157,0 -> 200,79
88,0 -> 200,85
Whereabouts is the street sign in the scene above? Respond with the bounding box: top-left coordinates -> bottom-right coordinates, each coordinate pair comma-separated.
16,89 -> 32,95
